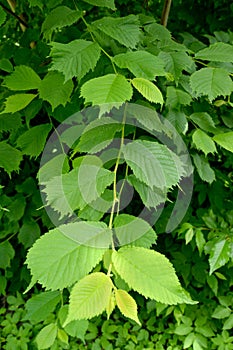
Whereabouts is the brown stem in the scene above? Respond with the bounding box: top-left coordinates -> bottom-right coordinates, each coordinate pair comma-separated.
0,0 -> 28,29
161,0 -> 172,27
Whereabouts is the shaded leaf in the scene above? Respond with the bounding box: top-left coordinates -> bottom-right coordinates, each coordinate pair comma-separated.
38,71 -> 73,111
82,0 -> 116,10
213,132 -> 233,153
192,129 -> 217,156
0,141 -> 22,175
25,291 -> 60,323
0,241 -> 15,269
192,154 -> 215,183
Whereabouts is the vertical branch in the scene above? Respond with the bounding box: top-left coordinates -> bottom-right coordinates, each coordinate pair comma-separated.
161,0 -> 172,27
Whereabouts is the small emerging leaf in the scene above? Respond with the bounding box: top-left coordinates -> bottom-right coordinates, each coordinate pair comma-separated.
115,289 -> 141,325
132,78 -> 164,105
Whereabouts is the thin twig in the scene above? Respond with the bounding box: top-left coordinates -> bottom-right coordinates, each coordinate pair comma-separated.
161,0 -> 172,27
0,1 -> 28,28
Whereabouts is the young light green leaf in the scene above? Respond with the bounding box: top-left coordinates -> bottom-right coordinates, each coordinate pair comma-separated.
26,225 -> 107,290
92,15 -> 140,48
166,86 -> 192,109
3,65 -> 41,90
123,140 -> 184,190
38,71 -> 73,111
113,51 -> 165,80
36,323 -> 57,350
81,74 -> 133,106
64,272 -> 113,325
114,214 -> 157,248
76,117 -> 122,153
190,67 -> 233,102
192,154 -> 215,183
1,94 -> 37,114
50,40 -> 101,82
195,42 -> 233,63
106,292 -> 116,319
0,141 -> 22,175
127,175 -> 166,208
112,247 -> 197,304
115,289 -> 141,325
213,132 -> 233,153
41,6 -> 82,41
131,78 -> 164,105
16,124 -> 52,158
82,0 -> 116,10
209,239 -> 231,275
192,129 -> 217,156
25,291 -> 60,323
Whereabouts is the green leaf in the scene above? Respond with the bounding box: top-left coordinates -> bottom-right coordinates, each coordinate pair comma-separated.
38,154 -> 69,184
81,74 -> 133,106
64,272 -> 113,325
25,291 -> 60,323
0,141 -> 22,175
166,87 -> 192,109
144,22 -> 171,41
1,94 -> 37,114
192,154 -> 215,183
106,292 -> 116,319
195,42 -> 233,63
195,229 -> 206,256
26,225 -> 107,290
43,158 -> 114,217
166,110 -> 188,135
76,117 -> 122,153
174,324 -> 193,336
82,0 -> 116,10
189,112 -> 217,133
158,51 -> 193,80
18,220 -> 40,248
50,40 -> 101,82
38,71 -> 73,111
126,104 -> 164,132
127,175 -> 166,208
0,6 -> 6,26
114,214 -> 157,248
0,113 -> 22,133
192,129 -> 217,156
131,78 -> 164,105
113,51 -> 165,80
190,67 -> 233,101
36,323 -> 57,350
0,241 -> 15,269
115,289 -> 141,325
212,305 -> 231,319
112,247 -> 196,304
209,239 -> 231,274
41,6 -> 82,41
223,314 -> 233,330
3,65 -> 41,90
92,15 -> 140,48
0,58 -> 13,72
213,132 -> 233,153
55,221 -> 112,248
16,124 -> 52,158
123,140 -> 184,190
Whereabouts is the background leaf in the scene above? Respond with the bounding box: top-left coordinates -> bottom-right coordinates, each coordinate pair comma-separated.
195,42 -> 233,62
16,124 -> 52,158
213,132 -> 233,153
192,129 -> 217,156
82,0 -> 116,10
42,6 -> 82,41
36,323 -> 57,350
1,94 -> 37,114
0,141 -> 22,175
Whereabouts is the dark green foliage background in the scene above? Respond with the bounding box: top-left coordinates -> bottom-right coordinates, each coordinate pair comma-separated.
0,0 -> 233,349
